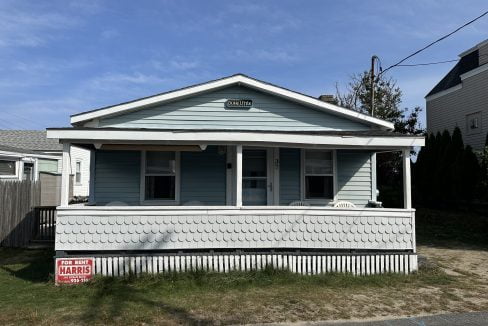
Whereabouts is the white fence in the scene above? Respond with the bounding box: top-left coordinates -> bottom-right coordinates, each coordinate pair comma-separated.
63,252 -> 418,277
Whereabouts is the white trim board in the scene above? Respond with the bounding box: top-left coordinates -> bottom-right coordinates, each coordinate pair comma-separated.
425,84 -> 462,101
460,63 -> 488,80
47,129 -> 424,148
57,205 -> 416,217
70,74 -> 394,130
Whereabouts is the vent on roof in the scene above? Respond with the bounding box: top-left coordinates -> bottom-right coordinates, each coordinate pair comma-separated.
318,95 -> 338,105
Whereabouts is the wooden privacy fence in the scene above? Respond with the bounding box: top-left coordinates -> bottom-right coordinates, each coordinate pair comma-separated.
0,181 -> 41,247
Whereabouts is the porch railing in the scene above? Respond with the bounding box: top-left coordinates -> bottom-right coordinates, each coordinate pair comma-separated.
34,206 -> 57,241
55,206 -> 416,252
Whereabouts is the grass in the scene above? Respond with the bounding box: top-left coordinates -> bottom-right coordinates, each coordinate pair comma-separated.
416,207 -> 488,248
0,250 -> 454,325
0,207 -> 487,325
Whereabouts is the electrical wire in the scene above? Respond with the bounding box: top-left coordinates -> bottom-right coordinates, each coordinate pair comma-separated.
380,10 -> 488,75
396,59 -> 459,67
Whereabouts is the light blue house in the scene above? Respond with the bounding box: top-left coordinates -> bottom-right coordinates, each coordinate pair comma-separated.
48,74 -> 424,278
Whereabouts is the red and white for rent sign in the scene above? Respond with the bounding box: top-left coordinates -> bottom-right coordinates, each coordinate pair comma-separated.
56,258 -> 94,284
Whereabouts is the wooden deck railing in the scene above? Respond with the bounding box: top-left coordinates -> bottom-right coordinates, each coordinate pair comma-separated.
34,206 -> 57,241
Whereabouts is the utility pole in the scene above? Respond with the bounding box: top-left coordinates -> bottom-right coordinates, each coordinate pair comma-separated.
370,55 -> 378,117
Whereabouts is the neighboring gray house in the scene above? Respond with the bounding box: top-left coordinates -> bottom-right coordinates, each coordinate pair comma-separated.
0,130 -> 91,199
47,74 -> 424,278
426,39 -> 488,151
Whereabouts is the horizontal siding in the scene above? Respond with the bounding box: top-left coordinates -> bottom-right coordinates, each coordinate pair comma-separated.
38,159 -> 59,173
99,86 -> 371,131
94,150 -> 140,205
180,146 -> 226,205
337,150 -> 372,207
279,148 -> 301,205
427,68 -> 488,151
92,148 -> 375,208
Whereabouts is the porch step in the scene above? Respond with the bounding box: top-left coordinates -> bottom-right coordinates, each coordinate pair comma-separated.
27,240 -> 54,249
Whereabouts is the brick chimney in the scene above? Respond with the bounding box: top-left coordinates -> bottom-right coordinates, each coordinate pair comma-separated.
318,94 -> 337,105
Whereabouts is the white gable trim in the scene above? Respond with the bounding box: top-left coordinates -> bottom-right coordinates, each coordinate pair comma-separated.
70,75 -> 394,130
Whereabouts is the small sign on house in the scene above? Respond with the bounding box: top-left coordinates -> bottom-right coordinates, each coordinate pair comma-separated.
225,99 -> 253,109
55,258 -> 94,285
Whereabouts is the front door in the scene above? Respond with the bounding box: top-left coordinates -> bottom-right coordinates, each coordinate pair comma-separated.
242,148 -> 273,205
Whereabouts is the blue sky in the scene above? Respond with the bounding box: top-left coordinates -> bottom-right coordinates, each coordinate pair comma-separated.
1,0 -> 487,130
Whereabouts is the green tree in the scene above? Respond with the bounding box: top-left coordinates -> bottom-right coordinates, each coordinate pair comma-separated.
335,71 -> 425,207
335,71 -> 423,135
479,132 -> 488,200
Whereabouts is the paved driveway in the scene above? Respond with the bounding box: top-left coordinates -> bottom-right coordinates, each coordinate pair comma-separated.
258,312 -> 488,326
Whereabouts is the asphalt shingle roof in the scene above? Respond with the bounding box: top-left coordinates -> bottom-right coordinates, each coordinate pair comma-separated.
426,50 -> 480,97
0,130 -> 62,152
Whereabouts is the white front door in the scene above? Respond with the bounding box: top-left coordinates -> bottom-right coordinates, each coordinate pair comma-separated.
242,148 -> 274,205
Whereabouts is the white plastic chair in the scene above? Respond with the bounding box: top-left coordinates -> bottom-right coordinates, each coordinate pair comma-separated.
288,200 -> 311,207
333,201 -> 356,208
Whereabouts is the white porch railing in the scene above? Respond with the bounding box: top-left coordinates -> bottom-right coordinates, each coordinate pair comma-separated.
55,206 -> 416,253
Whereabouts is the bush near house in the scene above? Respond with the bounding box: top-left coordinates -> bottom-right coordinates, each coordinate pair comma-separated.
413,128 -> 488,207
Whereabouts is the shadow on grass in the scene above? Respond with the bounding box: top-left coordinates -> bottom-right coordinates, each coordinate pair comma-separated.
81,277 -> 217,325
0,248 -> 54,283
416,207 -> 488,251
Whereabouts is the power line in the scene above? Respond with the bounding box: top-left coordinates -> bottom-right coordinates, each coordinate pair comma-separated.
386,53 -> 488,68
396,59 -> 459,67
380,10 -> 488,75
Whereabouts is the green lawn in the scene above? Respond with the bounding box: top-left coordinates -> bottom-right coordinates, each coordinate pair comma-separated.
0,207 -> 487,325
416,207 -> 488,248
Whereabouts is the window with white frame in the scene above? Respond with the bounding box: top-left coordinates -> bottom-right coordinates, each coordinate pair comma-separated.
143,151 -> 177,201
303,150 -> 334,200
466,112 -> 482,135
0,160 -> 16,176
75,161 -> 81,184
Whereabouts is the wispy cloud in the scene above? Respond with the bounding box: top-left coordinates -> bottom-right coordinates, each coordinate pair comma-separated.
69,0 -> 104,15
100,29 -> 119,39
86,72 -> 169,90
0,5 -> 80,48
223,48 -> 299,64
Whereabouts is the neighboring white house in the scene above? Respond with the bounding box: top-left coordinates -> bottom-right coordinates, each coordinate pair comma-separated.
0,144 -> 60,181
426,39 -> 488,150
70,145 -> 90,197
0,130 -> 91,198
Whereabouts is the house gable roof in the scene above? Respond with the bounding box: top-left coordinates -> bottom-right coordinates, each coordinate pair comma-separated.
71,74 -> 394,130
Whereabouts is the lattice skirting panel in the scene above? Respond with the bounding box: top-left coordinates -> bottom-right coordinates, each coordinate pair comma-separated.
58,253 -> 418,277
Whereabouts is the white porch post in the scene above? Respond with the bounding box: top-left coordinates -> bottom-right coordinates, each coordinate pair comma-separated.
235,145 -> 243,207
88,149 -> 96,204
402,149 -> 412,209
60,142 -> 71,206
371,152 -> 377,201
